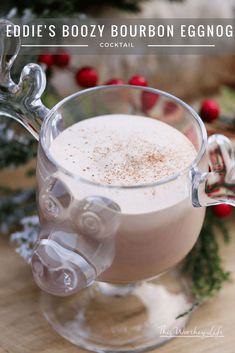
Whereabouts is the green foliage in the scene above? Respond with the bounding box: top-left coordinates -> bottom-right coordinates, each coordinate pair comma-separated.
0,186 -> 36,234
0,119 -> 37,233
177,209 -> 231,318
2,0 -> 183,17
218,86 -> 235,116
0,121 -> 37,169
11,215 -> 39,263
12,0 -> 148,16
185,211 -> 230,297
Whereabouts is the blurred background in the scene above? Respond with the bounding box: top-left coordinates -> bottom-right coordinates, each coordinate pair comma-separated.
1,0 -> 235,99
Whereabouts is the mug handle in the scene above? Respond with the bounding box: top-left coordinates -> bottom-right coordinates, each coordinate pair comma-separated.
0,19 -> 49,140
192,134 -> 235,207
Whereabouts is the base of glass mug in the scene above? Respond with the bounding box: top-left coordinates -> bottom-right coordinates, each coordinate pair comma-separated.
40,270 -> 193,353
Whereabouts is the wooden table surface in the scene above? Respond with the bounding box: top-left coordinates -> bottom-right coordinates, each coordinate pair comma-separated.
0,217 -> 234,353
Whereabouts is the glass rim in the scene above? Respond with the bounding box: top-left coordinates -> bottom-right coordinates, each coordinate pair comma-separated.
40,84 -> 208,190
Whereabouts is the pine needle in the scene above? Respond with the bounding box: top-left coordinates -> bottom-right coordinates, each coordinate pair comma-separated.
177,209 -> 231,318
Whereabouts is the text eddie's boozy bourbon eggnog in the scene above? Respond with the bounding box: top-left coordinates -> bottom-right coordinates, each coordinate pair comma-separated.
48,114 -> 205,283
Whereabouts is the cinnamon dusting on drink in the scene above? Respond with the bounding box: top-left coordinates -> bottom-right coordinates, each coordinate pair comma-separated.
49,114 -> 196,187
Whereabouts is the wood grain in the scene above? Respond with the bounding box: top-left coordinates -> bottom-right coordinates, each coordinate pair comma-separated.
0,219 -> 234,353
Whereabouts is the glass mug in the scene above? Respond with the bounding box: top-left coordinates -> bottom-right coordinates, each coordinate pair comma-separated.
0,22 -> 234,351
4,85 -> 235,352
32,86 -> 234,296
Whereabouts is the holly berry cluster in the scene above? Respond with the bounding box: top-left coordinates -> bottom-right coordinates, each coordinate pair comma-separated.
38,52 -> 221,118
38,51 -> 233,221
200,99 -> 220,123
38,51 -> 148,88
38,51 -> 159,113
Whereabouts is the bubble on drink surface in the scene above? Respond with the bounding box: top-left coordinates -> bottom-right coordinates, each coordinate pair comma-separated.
39,176 -> 73,219
71,196 -> 121,241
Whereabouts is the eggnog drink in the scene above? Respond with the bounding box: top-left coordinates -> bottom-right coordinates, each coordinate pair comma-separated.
48,114 -> 205,283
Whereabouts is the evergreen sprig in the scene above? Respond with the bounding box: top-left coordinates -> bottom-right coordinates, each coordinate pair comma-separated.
0,120 -> 37,233
0,120 -> 37,169
11,0 -> 148,16
4,0 -> 184,17
177,209 -> 231,318
0,186 -> 36,233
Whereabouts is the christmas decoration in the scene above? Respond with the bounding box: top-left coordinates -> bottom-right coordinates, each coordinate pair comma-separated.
105,78 -> 125,85
11,216 -> 39,263
212,204 -> 233,219
178,208 -> 232,318
13,0 -> 150,16
75,66 -> 99,88
163,101 -> 178,115
38,53 -> 54,68
128,75 -> 148,86
217,86 -> 235,128
141,91 -> 159,111
0,120 -> 36,170
54,51 -> 71,68
0,185 -> 35,234
200,99 -> 220,123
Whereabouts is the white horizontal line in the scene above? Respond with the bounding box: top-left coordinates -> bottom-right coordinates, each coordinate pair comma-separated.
160,335 -> 224,338
21,44 -> 89,47
148,44 -> 215,47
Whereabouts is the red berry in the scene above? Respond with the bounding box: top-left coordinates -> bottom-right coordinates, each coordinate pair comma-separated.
38,54 -> 54,68
212,204 -> 233,218
200,99 -> 220,123
141,91 -> 159,111
128,75 -> 148,87
164,101 -> 178,115
105,78 -> 124,85
54,51 -> 70,68
75,66 -> 98,88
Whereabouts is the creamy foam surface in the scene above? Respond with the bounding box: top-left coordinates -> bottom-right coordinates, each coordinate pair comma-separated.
49,114 -> 196,186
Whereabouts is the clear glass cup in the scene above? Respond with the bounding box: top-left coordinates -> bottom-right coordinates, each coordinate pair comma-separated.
28,85 -> 234,353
